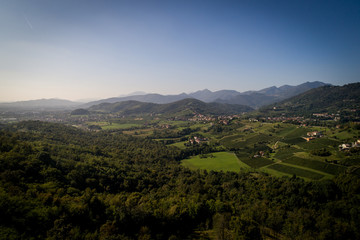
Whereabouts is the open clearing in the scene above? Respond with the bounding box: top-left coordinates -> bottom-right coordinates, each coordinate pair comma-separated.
181,152 -> 247,172
237,156 -> 274,168
87,121 -> 141,130
169,141 -> 188,149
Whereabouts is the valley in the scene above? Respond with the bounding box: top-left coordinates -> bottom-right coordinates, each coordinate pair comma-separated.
0,82 -> 359,239
75,115 -> 359,181
2,0 -> 360,238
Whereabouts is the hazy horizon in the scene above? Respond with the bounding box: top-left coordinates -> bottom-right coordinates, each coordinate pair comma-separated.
1,0 -> 359,102
0,80 -> 334,103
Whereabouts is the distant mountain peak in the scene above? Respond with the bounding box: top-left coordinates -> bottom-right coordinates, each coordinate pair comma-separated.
190,89 -> 212,94
201,88 -> 212,92
118,91 -> 147,97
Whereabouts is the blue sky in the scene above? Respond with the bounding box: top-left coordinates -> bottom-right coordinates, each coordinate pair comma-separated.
1,0 -> 359,101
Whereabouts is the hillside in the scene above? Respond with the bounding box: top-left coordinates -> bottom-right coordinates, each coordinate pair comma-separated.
71,108 -> 90,115
89,98 -> 253,116
216,92 -> 278,107
260,82 -> 360,118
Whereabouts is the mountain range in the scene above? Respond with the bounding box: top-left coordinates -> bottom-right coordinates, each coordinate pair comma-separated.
0,98 -> 81,111
82,81 -> 329,109
0,81 -> 330,111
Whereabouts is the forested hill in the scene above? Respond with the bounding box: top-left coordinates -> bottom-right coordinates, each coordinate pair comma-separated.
1,121 -> 360,239
89,98 -> 253,116
260,82 -> 360,117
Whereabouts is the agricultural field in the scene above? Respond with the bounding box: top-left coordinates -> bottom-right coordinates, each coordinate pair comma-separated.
169,141 -> 188,149
181,152 -> 248,172
267,164 -> 325,180
238,157 -> 274,169
87,121 -> 142,130
175,120 -> 359,180
282,157 -> 346,175
123,128 -> 154,137
88,117 -> 360,181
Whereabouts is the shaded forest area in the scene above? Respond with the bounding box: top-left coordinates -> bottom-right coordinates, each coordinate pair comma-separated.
0,121 -> 359,239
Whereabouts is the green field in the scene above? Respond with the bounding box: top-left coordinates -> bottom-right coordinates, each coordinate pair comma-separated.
267,164 -> 325,180
103,123 -> 141,130
237,155 -> 274,168
282,137 -> 306,145
274,147 -> 302,160
220,133 -> 277,149
123,128 -> 153,137
297,138 -> 340,150
87,121 -> 141,130
283,157 -> 346,175
181,152 -> 248,172
169,141 -> 188,149
330,130 -> 356,140
283,127 -> 309,138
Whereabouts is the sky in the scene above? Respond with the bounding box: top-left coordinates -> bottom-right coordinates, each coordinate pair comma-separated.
0,0 -> 359,102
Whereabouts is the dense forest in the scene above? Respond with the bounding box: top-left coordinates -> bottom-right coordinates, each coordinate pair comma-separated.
1,121 -> 360,239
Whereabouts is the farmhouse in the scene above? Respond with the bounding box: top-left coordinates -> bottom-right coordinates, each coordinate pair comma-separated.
189,136 -> 208,145
302,131 -> 322,142
218,119 -> 229,125
253,151 -> 265,158
353,139 -> 360,147
339,143 -> 351,151
339,140 -> 360,151
307,131 -> 322,137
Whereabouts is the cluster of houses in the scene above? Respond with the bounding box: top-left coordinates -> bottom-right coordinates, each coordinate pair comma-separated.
188,113 -> 243,123
303,131 -> 323,142
255,113 -> 343,123
217,115 -> 238,124
188,136 -> 208,145
218,119 -> 229,125
313,113 -> 340,121
189,114 -> 215,122
339,140 -> 360,151
188,113 -> 242,123
260,116 -> 305,122
253,151 -> 265,158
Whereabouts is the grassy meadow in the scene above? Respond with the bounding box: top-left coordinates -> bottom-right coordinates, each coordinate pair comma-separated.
181,152 -> 248,172
87,121 -> 142,130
